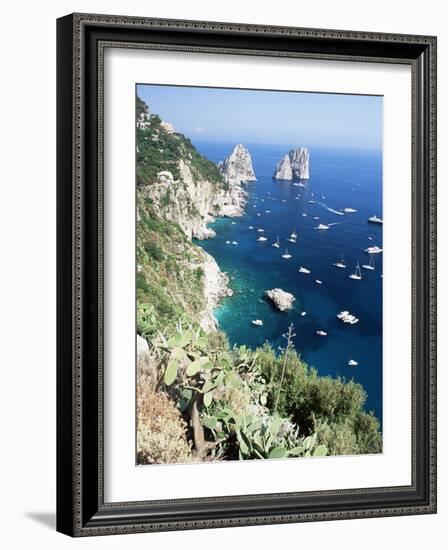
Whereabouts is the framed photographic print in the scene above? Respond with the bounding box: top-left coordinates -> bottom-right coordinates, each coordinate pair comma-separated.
56,13 -> 437,536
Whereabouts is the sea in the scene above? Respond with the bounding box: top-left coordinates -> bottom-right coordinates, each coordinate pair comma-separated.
193,141 -> 383,425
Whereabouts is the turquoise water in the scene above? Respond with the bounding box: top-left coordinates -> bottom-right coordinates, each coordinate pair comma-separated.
194,142 -> 383,424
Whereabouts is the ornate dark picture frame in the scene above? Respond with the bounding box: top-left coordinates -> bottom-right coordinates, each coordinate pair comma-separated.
56,13 -> 437,537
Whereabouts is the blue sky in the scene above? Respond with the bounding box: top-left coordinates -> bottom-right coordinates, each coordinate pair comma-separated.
137,84 -> 383,151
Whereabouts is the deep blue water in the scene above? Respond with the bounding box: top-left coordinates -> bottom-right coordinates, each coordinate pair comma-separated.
194,141 -> 383,424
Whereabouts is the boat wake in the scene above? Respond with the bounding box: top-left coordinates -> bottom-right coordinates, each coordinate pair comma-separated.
316,201 -> 345,216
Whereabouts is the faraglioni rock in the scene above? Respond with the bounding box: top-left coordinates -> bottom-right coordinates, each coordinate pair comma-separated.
219,144 -> 257,185
265,288 -> 296,311
273,147 -> 310,180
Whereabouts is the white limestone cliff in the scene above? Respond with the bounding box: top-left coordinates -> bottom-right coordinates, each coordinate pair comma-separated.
273,147 -> 310,180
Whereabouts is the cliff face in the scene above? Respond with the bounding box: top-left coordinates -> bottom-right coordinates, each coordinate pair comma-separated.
219,144 -> 257,185
273,147 -> 310,180
136,97 -> 238,331
137,104 -> 248,239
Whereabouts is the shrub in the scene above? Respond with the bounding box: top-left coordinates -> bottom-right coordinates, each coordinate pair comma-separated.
137,387 -> 192,464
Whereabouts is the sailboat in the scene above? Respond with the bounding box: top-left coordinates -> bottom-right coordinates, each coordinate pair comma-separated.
287,229 -> 298,243
333,253 -> 346,269
348,262 -> 362,280
281,248 -> 292,259
272,236 -> 280,248
362,255 -> 375,270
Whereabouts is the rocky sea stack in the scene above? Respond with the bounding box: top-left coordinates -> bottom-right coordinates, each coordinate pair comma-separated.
273,147 -> 310,180
219,144 -> 257,185
265,288 -> 296,311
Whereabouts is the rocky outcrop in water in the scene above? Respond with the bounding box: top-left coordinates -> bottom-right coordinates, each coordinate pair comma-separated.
219,144 -> 257,185
273,147 -> 310,180
265,288 -> 296,311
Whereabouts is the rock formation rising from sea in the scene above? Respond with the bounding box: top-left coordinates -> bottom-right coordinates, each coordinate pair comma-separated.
273,147 -> 310,180
219,144 -> 257,185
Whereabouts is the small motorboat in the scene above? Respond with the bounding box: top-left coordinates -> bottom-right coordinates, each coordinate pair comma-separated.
315,280 -> 323,285
343,208 -> 357,213
252,319 -> 263,326
308,200 -> 316,204
348,359 -> 358,367
316,330 -> 327,336
257,228 -> 264,233
316,223 -> 330,230
225,240 -> 231,245
299,267 -> 311,274
313,216 -> 320,220
365,246 -> 382,254
232,241 -> 238,245
368,215 -> 383,224
301,311 -> 307,317
257,236 -> 267,242
249,226 -> 254,229
231,221 -> 236,225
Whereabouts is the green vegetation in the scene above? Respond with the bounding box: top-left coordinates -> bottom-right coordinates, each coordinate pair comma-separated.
136,96 -> 225,187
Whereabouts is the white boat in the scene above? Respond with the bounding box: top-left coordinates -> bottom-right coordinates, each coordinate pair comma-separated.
365,246 -> 382,254
231,221 -> 236,225
362,255 -> 375,271
265,210 -> 271,213
337,310 -> 360,324
321,195 -> 326,199
282,248 -> 292,259
232,241 -> 238,245
287,237 -> 297,243
301,311 -> 307,317
302,213 -> 307,217
308,200 -> 316,204
257,236 -> 267,242
293,182 -> 301,187
299,267 -> 311,274
313,216 -> 320,220
225,240 -> 231,245
315,280 -> 323,285
252,319 -> 263,326
291,229 -> 298,239
337,311 -> 350,319
333,253 -> 346,269
348,359 -> 358,367
316,223 -> 330,230
249,226 -> 254,229
298,183 -> 306,188
256,213 -> 261,217
348,262 -> 362,280
368,215 -> 383,224
257,228 -> 265,233
343,208 -> 357,213
272,236 -> 280,248
316,330 -> 327,336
